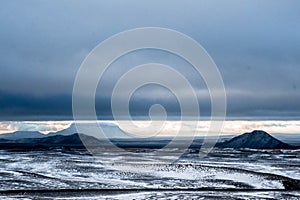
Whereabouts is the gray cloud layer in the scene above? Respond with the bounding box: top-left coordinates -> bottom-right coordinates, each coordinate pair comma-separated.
0,0 -> 300,120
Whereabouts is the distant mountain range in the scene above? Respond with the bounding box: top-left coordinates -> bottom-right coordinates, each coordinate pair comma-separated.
0,122 -> 129,140
0,131 -> 46,140
0,124 -> 76,141
0,125 -> 298,150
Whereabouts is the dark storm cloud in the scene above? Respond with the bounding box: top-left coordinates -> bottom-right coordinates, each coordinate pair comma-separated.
0,0 -> 300,120
0,90 -> 72,120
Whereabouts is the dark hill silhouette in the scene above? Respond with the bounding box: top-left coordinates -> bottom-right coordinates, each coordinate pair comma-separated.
0,131 -> 46,140
216,130 -> 295,149
0,133 -> 100,149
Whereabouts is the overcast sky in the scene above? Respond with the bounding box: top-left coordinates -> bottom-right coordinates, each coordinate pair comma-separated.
0,0 -> 300,120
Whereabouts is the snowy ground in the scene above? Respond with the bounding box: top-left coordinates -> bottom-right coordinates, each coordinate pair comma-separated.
0,148 -> 299,199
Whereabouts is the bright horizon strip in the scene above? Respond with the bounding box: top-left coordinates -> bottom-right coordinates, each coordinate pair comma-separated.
0,120 -> 300,136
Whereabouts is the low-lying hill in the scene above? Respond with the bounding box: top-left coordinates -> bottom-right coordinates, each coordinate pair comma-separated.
216,130 -> 295,149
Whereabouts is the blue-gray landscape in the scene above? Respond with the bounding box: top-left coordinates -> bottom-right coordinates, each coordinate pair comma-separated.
0,0 -> 300,199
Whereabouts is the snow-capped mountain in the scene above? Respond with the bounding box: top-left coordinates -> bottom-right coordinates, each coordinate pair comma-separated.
47,123 -> 77,136
47,122 -> 130,138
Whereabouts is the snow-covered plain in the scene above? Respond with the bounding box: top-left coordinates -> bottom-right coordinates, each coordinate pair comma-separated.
0,148 -> 299,199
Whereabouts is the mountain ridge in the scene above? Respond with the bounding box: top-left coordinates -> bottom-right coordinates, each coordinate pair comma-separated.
0,131 -> 46,140
216,130 -> 295,149
0,128 -> 298,150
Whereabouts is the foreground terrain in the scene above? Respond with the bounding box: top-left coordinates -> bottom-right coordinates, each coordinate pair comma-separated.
0,148 -> 299,199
